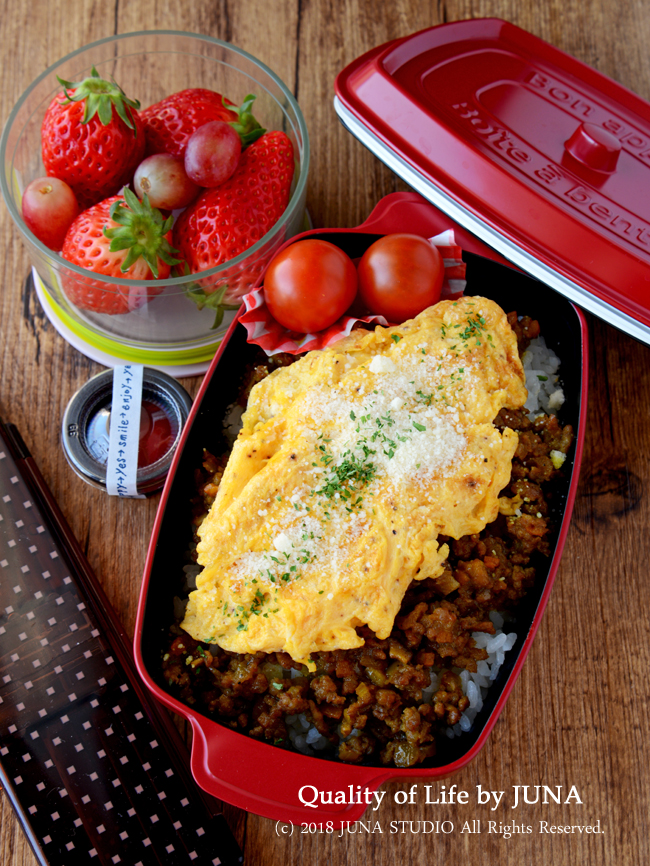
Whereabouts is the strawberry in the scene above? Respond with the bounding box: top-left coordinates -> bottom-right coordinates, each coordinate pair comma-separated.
61,188 -> 179,315
141,89 -> 265,158
41,67 -> 145,209
172,130 -> 295,326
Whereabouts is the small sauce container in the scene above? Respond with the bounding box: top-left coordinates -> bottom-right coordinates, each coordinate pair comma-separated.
62,368 -> 193,495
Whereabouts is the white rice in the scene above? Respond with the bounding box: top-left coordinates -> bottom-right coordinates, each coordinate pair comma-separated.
443,626 -> 518,739
286,713 -> 330,753
444,332 -> 564,738
522,336 -> 565,418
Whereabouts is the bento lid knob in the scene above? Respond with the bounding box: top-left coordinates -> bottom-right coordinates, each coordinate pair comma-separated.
564,122 -> 621,173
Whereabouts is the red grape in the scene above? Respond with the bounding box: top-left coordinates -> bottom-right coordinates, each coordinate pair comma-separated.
22,176 -> 79,250
133,153 -> 200,210
184,121 -> 241,187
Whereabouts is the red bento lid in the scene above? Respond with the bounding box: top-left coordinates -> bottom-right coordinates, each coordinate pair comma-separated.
334,18 -> 650,344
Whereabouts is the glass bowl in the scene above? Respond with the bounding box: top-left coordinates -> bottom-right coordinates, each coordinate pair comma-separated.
0,31 -> 309,372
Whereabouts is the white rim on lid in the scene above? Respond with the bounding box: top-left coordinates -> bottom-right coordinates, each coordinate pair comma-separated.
334,96 -> 649,345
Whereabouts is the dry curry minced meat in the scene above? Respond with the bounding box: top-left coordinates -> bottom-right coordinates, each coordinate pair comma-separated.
162,313 -> 574,768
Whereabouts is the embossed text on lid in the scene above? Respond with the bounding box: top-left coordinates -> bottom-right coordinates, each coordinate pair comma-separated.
335,18 -> 650,344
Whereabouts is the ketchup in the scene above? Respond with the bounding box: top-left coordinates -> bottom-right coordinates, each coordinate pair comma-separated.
137,399 -> 175,467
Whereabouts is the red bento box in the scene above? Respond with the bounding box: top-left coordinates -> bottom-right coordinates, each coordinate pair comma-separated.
134,190 -> 588,827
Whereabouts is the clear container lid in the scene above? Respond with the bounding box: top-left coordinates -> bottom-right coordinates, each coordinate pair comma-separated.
334,18 -> 650,344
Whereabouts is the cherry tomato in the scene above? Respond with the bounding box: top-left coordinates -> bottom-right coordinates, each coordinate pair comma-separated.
357,233 -> 444,322
263,239 -> 357,333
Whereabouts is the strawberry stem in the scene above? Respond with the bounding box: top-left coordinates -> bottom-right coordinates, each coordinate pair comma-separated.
103,189 -> 180,278
227,94 -> 266,147
181,269 -> 241,329
57,66 -> 141,130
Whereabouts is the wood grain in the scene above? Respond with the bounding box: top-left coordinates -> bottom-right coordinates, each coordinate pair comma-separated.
1,1 -> 649,864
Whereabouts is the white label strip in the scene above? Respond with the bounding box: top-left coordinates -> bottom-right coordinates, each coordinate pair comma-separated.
106,365 -> 145,498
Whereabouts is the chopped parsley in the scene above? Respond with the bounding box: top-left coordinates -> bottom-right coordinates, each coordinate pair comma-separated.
316,447 -> 377,505
457,314 -> 487,346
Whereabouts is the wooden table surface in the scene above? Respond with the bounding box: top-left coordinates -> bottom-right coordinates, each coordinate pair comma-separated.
1,1 -> 649,864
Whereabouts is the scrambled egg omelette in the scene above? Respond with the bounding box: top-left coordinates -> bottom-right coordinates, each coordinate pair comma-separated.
182,296 -> 527,664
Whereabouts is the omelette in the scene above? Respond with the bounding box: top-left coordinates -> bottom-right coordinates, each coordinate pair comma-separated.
182,296 -> 527,665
